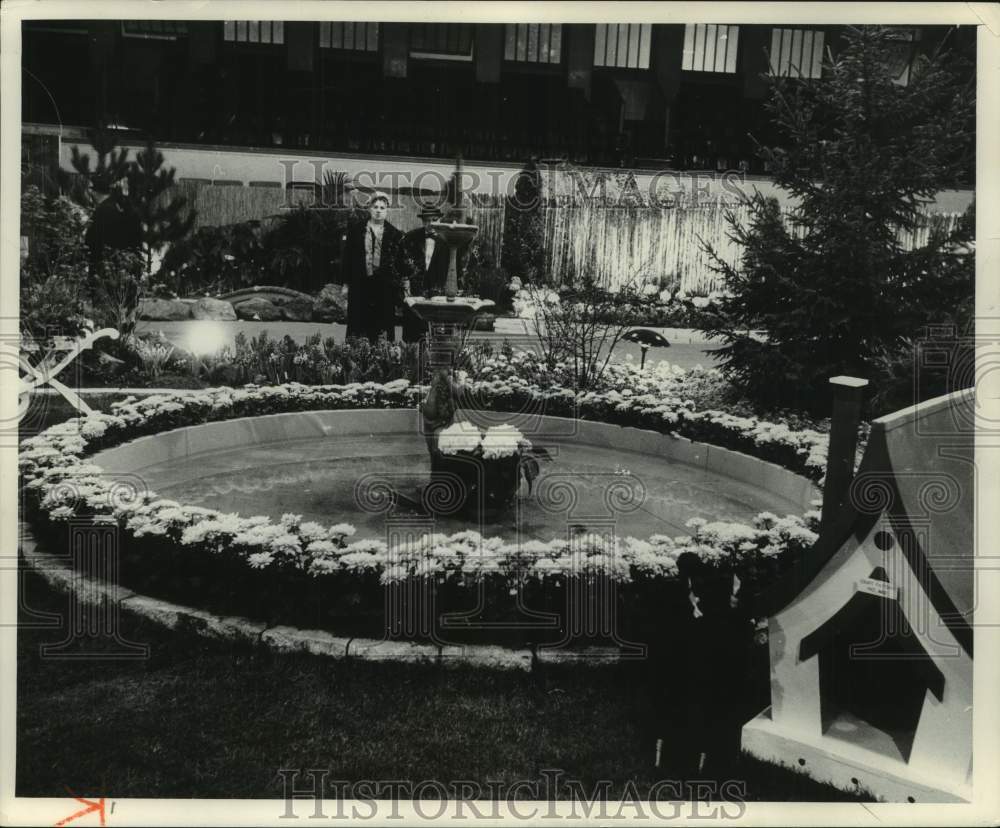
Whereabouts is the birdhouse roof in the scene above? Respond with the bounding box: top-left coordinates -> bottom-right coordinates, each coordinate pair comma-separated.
755,387 -> 975,655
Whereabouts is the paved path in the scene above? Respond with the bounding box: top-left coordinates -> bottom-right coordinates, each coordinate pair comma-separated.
136,318 -> 725,372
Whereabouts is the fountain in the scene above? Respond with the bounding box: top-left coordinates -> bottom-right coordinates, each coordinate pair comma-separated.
401,156 -> 521,520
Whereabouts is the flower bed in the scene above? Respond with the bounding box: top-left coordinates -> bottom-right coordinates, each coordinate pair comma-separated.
20,378 -> 825,645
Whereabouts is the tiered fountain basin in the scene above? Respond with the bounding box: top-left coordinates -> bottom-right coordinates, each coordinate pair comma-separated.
92,409 -> 817,540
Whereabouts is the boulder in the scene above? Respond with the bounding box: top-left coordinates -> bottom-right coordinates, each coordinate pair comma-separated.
138,297 -> 192,321
233,297 -> 282,321
191,296 -> 237,321
273,295 -> 314,322
313,283 -> 349,323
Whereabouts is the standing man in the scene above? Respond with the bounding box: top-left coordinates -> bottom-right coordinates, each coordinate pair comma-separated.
398,204 -> 450,343
343,191 -> 403,342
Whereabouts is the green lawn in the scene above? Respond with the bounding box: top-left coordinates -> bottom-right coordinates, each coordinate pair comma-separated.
16,570 -> 871,802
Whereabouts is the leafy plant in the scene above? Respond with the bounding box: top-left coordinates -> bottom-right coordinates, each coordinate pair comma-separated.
90,247 -> 146,346
463,254 -> 514,314
131,334 -> 177,379
225,331 -> 421,387
158,221 -> 268,295
260,206 -> 353,292
525,275 -> 652,389
501,158 -> 545,284
19,186 -> 93,344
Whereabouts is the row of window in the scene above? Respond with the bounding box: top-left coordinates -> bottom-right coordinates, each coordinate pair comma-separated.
218,21 -> 833,77
61,21 -> 916,81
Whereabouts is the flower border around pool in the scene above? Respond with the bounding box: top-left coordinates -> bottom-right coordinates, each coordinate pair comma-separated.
19,379 -> 826,644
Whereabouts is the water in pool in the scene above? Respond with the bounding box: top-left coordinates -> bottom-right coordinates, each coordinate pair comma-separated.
144,434 -> 804,541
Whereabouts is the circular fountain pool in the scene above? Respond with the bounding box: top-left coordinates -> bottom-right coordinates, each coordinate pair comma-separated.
93,410 -> 817,541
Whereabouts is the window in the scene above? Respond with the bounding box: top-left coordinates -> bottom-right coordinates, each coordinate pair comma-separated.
769,29 -> 825,78
122,21 -> 188,40
223,20 -> 284,45
410,23 -> 474,61
504,24 -> 562,64
320,22 -> 379,52
681,24 -> 739,73
594,24 -> 651,69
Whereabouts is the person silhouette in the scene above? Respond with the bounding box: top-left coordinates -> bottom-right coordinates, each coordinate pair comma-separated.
343,191 -> 403,343
398,204 -> 451,343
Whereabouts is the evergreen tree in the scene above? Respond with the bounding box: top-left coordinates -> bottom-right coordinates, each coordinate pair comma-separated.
67,123 -> 132,204
501,158 -> 546,283
126,139 -> 197,276
696,26 -> 974,415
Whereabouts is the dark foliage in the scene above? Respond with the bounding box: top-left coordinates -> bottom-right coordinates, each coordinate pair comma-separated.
501,158 -> 546,284
696,26 -> 975,416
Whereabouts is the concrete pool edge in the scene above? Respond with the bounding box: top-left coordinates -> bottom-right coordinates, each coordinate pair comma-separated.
91,409 -> 820,512
19,522 -> 620,670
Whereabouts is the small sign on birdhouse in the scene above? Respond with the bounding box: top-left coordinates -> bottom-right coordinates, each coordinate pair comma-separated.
857,577 -> 897,600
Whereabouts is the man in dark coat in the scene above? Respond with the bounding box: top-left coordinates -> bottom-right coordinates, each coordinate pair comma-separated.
343,192 -> 403,343
397,204 -> 451,343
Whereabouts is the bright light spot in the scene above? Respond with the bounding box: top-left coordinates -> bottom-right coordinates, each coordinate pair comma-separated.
186,322 -> 229,356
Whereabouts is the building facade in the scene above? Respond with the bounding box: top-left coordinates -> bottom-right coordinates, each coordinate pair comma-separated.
21,21 -> 976,172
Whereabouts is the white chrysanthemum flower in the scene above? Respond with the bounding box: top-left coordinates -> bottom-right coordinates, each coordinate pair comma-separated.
480,424 -> 524,459
248,551 -> 275,568
438,420 -> 483,455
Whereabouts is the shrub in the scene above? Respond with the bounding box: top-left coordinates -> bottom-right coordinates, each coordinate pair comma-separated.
463,257 -> 514,314
90,247 -> 146,346
501,159 -> 545,284
19,186 -> 93,344
131,333 -> 177,379
157,207 -> 364,296
261,205 -> 361,292
523,276 -> 655,389
158,221 -> 269,296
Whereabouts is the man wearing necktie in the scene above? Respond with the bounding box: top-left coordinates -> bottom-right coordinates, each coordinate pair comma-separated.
398,204 -> 450,343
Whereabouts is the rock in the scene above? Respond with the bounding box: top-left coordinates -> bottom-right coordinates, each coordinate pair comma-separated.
233,297 -> 282,321
138,297 -> 192,321
191,296 -> 237,321
313,283 -> 348,323
94,350 -> 127,377
273,295 -> 314,322
471,313 -> 496,332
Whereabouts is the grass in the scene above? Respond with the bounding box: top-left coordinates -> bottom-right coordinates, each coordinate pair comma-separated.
16,570 -> 872,802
